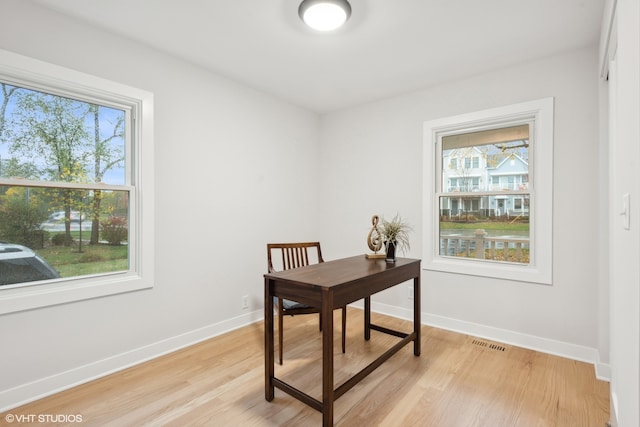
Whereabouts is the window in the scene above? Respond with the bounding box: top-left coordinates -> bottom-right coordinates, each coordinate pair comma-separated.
514,198 -> 522,210
423,98 -> 553,284
0,49 -> 154,313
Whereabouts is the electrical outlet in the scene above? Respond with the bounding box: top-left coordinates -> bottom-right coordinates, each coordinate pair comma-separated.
408,285 -> 414,299
242,295 -> 249,309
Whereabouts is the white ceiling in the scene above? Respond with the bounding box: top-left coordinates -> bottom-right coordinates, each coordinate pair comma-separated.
34,0 -> 604,113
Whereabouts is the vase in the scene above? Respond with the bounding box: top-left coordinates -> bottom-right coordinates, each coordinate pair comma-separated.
385,241 -> 397,262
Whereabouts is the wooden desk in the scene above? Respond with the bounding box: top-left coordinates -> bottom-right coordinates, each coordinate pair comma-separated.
264,255 -> 421,426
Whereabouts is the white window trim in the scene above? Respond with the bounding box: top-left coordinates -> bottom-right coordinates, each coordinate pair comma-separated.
423,98 -> 553,285
0,49 -> 154,314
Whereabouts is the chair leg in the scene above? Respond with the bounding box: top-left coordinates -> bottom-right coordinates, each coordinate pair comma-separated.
278,306 -> 284,365
341,306 -> 346,353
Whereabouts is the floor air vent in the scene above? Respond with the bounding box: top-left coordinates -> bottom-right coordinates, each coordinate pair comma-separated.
471,338 -> 507,352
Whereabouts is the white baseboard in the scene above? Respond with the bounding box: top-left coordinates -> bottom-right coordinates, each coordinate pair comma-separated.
609,392 -> 619,427
0,309 -> 263,412
353,300 -> 611,382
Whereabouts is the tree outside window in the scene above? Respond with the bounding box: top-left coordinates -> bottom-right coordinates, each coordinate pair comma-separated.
0,82 -> 129,287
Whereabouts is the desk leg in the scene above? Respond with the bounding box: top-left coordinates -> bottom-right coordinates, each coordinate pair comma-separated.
265,278 -> 274,401
413,275 -> 421,356
322,290 -> 334,427
364,296 -> 371,341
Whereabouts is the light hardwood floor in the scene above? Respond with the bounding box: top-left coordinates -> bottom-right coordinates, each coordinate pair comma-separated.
2,308 -> 609,426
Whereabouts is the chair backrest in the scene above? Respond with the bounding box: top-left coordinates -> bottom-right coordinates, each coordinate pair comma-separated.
267,242 -> 324,273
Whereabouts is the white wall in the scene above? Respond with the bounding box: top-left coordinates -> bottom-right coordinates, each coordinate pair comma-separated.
0,1 -> 321,410
603,0 -> 640,425
318,47 -> 608,373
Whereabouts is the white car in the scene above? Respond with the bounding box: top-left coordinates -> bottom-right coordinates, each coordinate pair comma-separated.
48,211 -> 85,223
0,243 -> 60,286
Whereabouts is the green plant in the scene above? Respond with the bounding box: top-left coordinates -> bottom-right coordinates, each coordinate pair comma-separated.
0,186 -> 48,245
380,214 -> 412,254
100,216 -> 128,245
51,233 -> 72,246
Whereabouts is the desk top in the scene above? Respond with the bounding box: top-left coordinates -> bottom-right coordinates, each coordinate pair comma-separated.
264,255 -> 420,290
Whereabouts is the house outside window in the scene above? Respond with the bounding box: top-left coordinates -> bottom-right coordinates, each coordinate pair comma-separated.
439,125 -> 530,262
423,98 -> 553,285
0,49 -> 154,314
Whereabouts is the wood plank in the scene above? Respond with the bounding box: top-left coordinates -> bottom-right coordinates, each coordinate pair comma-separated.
1,308 -> 609,426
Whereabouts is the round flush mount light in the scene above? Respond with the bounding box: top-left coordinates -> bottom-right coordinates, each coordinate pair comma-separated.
298,0 -> 352,31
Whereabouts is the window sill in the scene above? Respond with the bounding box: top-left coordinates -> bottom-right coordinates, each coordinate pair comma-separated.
0,273 -> 152,314
423,256 -> 552,285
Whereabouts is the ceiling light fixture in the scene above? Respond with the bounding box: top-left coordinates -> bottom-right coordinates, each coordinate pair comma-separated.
298,0 -> 352,32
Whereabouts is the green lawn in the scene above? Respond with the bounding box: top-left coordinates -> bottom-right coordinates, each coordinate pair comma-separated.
38,244 -> 128,277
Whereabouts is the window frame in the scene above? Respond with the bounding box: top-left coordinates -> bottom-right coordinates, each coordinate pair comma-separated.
0,49 -> 154,314
423,98 -> 553,285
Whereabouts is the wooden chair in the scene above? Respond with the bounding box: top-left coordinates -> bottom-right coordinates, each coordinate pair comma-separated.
267,242 -> 347,365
